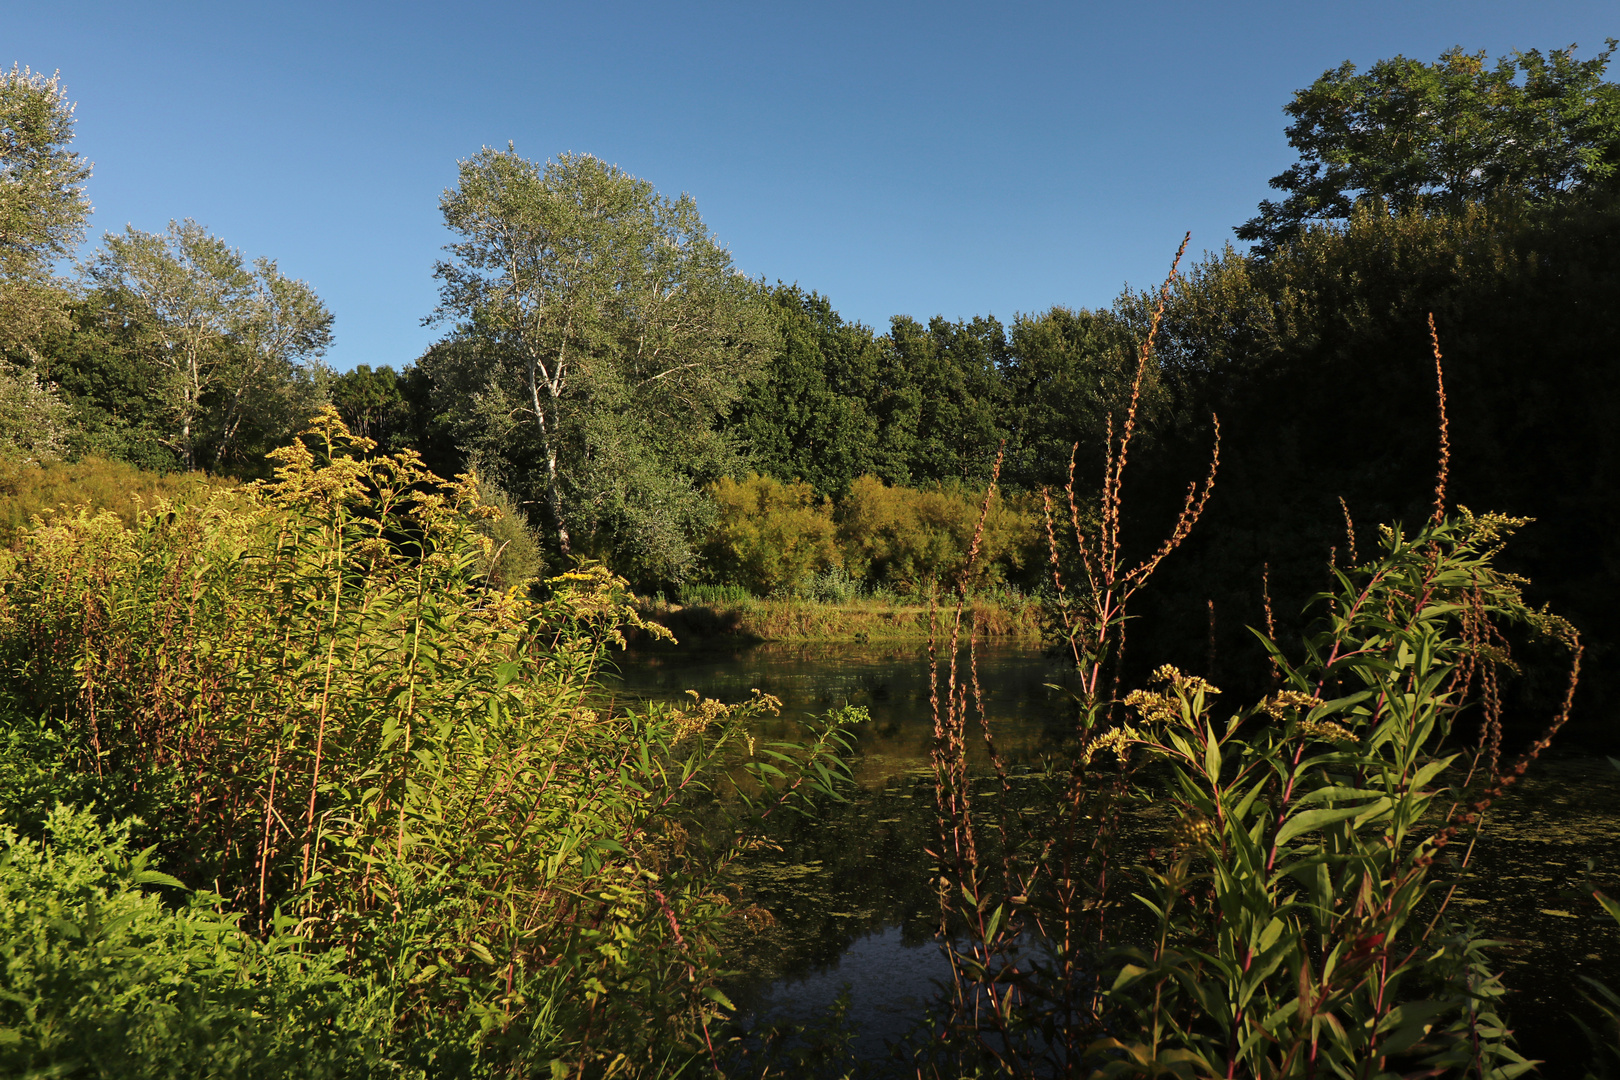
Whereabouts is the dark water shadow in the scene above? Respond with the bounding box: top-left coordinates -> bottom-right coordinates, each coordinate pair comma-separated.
612,641 -> 1620,1074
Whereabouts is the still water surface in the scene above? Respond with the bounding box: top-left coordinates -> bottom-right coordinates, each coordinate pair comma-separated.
612,640 -> 1620,1070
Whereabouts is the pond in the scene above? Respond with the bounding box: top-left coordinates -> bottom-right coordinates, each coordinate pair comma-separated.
611,640 -> 1620,1073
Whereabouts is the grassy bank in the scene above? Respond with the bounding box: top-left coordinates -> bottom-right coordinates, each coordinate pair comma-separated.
634,594 -> 1043,644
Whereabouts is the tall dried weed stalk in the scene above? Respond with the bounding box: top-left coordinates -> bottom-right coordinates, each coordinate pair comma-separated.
923,293 -> 1583,1079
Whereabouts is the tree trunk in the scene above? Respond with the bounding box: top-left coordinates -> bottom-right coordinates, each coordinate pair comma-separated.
545,439 -> 570,556
528,352 -> 570,556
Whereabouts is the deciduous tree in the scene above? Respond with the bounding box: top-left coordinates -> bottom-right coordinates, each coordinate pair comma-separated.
0,64 -> 92,357
429,147 -> 775,580
84,220 -> 332,470
1240,41 -> 1620,251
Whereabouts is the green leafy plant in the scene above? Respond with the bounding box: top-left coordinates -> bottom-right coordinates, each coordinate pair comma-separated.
0,805 -> 389,1079
1107,506 -> 1576,1077
1575,758 -> 1620,1079
0,408 -> 858,1076
922,252 -> 1581,1076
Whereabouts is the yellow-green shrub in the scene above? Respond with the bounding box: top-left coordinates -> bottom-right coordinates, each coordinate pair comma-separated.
472,477 -> 546,590
836,474 -> 1042,593
701,473 -> 839,595
0,456 -> 227,543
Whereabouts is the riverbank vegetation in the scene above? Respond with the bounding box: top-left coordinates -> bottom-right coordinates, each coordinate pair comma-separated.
0,412 -> 859,1076
919,254 -> 1601,1072
639,592 -> 1041,645
4,38 -> 1620,1078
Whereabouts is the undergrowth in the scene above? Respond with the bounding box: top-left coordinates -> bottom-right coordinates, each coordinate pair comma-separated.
921,247 -> 1589,1077
0,409 -> 858,1077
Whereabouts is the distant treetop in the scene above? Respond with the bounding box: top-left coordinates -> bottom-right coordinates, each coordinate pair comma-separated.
1239,39 -> 1620,253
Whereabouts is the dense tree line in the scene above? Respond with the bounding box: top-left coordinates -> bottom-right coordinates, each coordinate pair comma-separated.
11,41 -> 1620,736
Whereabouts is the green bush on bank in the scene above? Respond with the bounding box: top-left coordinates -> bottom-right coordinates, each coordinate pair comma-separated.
702,473 -> 838,595
837,473 -> 1041,594
699,471 -> 1045,599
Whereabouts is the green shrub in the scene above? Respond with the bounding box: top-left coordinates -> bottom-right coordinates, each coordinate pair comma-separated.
1104,513 -> 1561,1076
472,476 -> 545,590
805,564 -> 860,604
0,806 -> 388,1079
836,473 -> 1041,594
702,473 -> 839,595
678,581 -> 755,607
696,473 -> 1045,599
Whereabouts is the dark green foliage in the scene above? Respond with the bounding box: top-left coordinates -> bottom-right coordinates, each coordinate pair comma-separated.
726,287 -> 883,498
881,313 -> 1010,487
330,363 -> 416,450
1122,197 -> 1620,738
81,219 -> 333,474
1239,40 -> 1620,252
19,285 -> 329,479
730,288 -> 1042,497
14,299 -> 177,470
1001,304 -> 1158,491
730,290 -> 1165,501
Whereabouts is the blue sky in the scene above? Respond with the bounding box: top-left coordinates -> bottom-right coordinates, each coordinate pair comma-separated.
9,1 -> 1615,370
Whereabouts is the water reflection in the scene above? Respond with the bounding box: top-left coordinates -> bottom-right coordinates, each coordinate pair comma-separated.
611,640 -> 1058,1038
613,640 -> 1078,783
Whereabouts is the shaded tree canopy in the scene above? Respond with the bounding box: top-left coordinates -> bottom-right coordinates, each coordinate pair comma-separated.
330,363 -> 409,446
1239,40 -> 1620,251
725,286 -> 883,499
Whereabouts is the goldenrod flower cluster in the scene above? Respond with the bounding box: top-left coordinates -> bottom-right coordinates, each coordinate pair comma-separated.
1171,814 -> 1219,851
1125,689 -> 1181,727
1294,719 -> 1357,746
1258,689 -> 1321,720
1082,725 -> 1140,765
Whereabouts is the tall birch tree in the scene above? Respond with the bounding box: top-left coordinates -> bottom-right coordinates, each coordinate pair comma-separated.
85,220 -> 332,470
0,64 -> 92,357
429,148 -> 774,577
